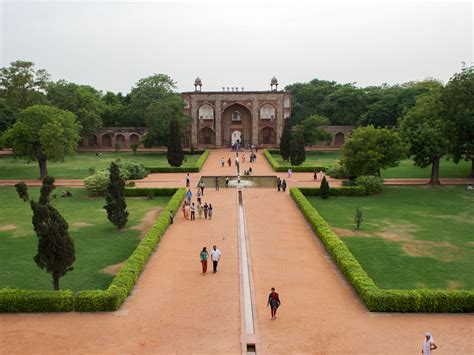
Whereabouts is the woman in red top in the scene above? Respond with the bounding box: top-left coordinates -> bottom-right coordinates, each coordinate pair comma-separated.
267,287 -> 281,320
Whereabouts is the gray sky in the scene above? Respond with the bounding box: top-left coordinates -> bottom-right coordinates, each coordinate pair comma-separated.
1,1 -> 472,93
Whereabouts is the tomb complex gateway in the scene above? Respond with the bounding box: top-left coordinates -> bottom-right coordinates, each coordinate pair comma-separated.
182,77 -> 291,148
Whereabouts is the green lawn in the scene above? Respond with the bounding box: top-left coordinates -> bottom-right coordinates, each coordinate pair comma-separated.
0,187 -> 169,292
271,151 -> 472,178
307,186 -> 474,290
0,152 -> 201,179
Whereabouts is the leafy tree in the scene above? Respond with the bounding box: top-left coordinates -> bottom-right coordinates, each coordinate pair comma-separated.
104,162 -> 129,229
143,94 -> 190,147
354,207 -> 363,229
15,177 -> 75,290
47,80 -> 105,135
100,91 -> 128,126
130,143 -> 139,155
128,74 -> 177,126
340,125 -> 406,178
167,118 -> 184,167
290,129 -> 305,166
0,60 -> 50,110
0,98 -> 15,134
1,105 -> 81,179
399,90 -> 449,186
279,117 -> 293,161
294,115 -> 332,146
319,176 -> 330,199
320,85 -> 368,125
441,65 -> 474,178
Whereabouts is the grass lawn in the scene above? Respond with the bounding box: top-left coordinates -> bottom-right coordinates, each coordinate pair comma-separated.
307,186 -> 474,290
271,151 -> 471,178
0,187 -> 169,292
0,152 -> 202,180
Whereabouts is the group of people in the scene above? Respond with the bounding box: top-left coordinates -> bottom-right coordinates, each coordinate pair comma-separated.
183,187 -> 214,221
276,177 -> 287,192
199,245 -> 222,273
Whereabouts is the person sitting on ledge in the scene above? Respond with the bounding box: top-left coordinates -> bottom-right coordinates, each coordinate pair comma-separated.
467,184 -> 473,190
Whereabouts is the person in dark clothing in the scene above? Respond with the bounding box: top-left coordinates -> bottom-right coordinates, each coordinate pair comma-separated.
267,287 -> 281,320
190,203 -> 196,221
282,179 -> 287,192
215,176 -> 220,191
276,177 -> 282,191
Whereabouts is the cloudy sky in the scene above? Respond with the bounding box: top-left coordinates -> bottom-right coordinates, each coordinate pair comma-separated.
1,1 -> 472,93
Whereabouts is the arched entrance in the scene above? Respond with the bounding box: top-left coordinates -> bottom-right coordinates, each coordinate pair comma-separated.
115,134 -> 126,147
88,135 -> 98,147
335,132 -> 345,146
102,134 -> 112,148
231,131 -> 242,145
259,127 -> 276,145
129,134 -> 140,145
198,127 -> 216,145
221,103 -> 252,147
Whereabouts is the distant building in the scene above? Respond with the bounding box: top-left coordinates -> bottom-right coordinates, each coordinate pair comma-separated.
182,77 -> 291,147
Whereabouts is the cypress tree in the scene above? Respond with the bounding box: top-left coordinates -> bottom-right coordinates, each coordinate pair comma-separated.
279,117 -> 293,161
104,162 -> 129,229
320,176 -> 330,199
15,177 -> 75,290
167,118 -> 184,167
290,130 -> 306,166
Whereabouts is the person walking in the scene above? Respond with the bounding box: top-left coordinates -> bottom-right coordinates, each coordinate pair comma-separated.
227,157 -> 232,167
169,210 -> 174,224
422,332 -> 437,354
197,188 -> 202,205
203,202 -> 209,219
200,180 -> 205,196
314,170 -> 318,181
190,203 -> 196,221
220,157 -> 225,167
185,173 -> 190,188
282,179 -> 287,192
197,202 -> 203,219
184,203 -> 191,220
242,154 -> 246,163
267,287 -> 281,320
186,188 -> 192,205
200,247 -> 209,274
276,177 -> 281,192
215,177 -> 220,191
288,168 -> 292,178
210,245 -> 221,273
208,203 -> 213,220
225,177 -> 229,188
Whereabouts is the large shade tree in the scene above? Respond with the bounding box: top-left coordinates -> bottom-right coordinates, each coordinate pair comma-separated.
0,98 -> 15,134
441,65 -> 474,178
399,90 -> 449,186
294,115 -> 332,146
340,125 -> 406,178
47,80 -> 105,136
1,105 -> 81,179
0,60 -> 50,110
15,177 -> 75,290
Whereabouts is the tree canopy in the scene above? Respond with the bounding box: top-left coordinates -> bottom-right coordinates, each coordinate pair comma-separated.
1,105 -> 81,179
294,115 -> 332,146
340,125 -> 406,178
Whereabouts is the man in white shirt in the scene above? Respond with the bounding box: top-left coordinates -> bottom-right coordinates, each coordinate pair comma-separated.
210,245 -> 222,273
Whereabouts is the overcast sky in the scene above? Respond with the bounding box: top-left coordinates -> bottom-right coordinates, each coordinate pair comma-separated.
1,1 -> 472,93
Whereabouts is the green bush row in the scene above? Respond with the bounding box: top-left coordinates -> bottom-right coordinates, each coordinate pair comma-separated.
0,288 -> 74,312
262,149 -> 327,172
75,187 -> 186,312
290,187 -> 474,313
0,188 -> 185,313
297,186 -> 366,196
144,149 -> 210,173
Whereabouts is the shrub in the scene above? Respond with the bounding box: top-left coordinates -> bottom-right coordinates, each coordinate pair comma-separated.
84,169 -> 110,196
342,180 -> 357,186
319,176 -> 330,199
88,166 -> 96,176
130,143 -> 139,155
0,288 -> 73,312
263,149 -> 327,172
326,162 -> 347,179
144,149 -> 209,173
119,161 -> 147,179
355,175 -> 384,195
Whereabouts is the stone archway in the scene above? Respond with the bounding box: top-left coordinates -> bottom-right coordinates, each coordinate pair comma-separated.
198,127 -> 216,145
259,127 -> 276,145
335,132 -> 345,146
221,103 -> 252,147
116,134 -> 126,147
129,134 -> 140,145
102,134 -> 112,148
88,135 -> 98,147
231,131 -> 242,145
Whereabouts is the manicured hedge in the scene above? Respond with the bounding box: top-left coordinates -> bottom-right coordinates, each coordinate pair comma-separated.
144,149 -> 209,173
291,187 -> 474,313
124,187 -> 178,197
263,149 -> 327,172
0,288 -> 74,312
75,187 -> 186,312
